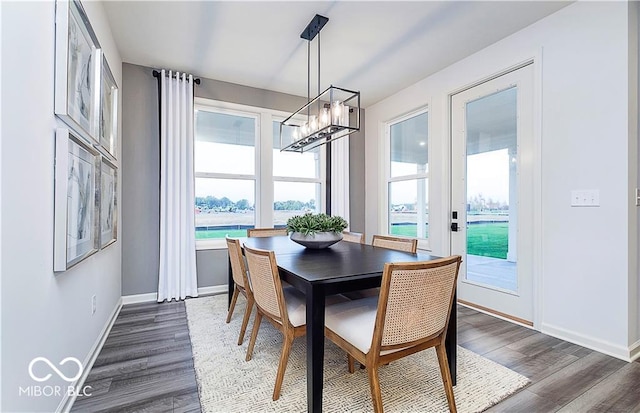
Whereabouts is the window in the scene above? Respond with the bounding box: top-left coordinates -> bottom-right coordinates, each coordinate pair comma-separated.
386,110 -> 429,240
272,121 -> 323,226
195,109 -> 257,240
194,100 -> 325,247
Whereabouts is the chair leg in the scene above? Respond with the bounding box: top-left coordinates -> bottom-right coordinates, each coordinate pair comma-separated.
347,354 -> 356,374
237,297 -> 254,345
226,285 -> 240,323
435,344 -> 457,413
245,311 -> 262,362
273,334 -> 294,401
368,365 -> 384,413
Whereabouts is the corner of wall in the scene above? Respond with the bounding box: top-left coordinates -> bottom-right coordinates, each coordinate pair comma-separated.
629,0 -> 640,347
0,1 -> 4,409
59,297 -> 123,412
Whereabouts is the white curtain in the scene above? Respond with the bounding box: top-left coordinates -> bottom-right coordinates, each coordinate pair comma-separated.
330,135 -> 350,226
158,70 -> 198,302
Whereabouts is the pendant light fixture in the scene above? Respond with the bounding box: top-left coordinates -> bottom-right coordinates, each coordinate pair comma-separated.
280,14 -> 361,153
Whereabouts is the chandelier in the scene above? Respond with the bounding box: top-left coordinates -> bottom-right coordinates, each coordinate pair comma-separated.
280,14 -> 361,153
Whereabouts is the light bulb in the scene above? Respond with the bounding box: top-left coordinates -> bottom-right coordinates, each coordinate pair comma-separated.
332,100 -> 344,125
309,115 -> 318,132
301,122 -> 309,137
320,107 -> 330,128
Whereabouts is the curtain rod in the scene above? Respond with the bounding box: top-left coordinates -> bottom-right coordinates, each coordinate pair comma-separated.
152,70 -> 201,85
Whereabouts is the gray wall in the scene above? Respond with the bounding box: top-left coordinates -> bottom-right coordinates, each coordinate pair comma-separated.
121,63 -> 366,295
349,109 -> 366,234
196,77 -> 307,111
122,63 -> 160,295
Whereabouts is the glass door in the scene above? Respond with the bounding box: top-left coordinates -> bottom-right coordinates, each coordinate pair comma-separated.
451,64 -> 534,324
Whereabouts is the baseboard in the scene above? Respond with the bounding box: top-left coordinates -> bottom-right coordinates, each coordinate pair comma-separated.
121,285 -> 228,305
121,291 -> 157,304
629,338 -> 640,362
59,297 -> 123,412
458,299 -> 533,328
197,285 -> 227,296
541,322 -> 632,362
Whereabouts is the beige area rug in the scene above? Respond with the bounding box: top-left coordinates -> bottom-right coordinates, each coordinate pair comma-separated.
185,295 -> 529,413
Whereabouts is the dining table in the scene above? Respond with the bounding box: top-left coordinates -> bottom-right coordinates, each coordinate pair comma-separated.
229,236 -> 457,413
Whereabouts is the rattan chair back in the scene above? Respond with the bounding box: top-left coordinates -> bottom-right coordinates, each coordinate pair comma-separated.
243,245 -> 285,322
377,257 -> 461,349
372,235 -> 418,253
225,237 -> 256,345
342,231 -> 365,244
247,228 -> 288,237
226,237 -> 248,290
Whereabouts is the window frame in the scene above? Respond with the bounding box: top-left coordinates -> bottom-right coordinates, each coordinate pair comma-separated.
271,117 -> 325,225
383,107 -> 430,249
194,98 -> 325,249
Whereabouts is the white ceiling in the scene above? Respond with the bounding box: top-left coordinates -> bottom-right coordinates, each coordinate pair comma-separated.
103,1 -> 570,108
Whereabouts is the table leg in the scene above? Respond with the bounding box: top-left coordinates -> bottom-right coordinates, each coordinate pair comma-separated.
306,285 -> 325,413
446,292 -> 457,386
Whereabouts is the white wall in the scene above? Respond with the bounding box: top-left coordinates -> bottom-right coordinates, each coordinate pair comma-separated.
0,2 -> 4,409
366,1 -> 637,359
632,0 -> 640,355
1,2 -> 122,411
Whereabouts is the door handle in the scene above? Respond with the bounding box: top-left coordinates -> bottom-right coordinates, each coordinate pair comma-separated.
451,222 -> 459,232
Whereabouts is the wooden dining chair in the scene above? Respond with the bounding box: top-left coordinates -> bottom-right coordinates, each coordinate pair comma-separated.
247,227 -> 288,237
345,234 -> 418,300
225,237 -> 254,345
324,256 -> 462,413
342,231 -> 365,244
372,234 -> 418,253
243,245 -> 307,401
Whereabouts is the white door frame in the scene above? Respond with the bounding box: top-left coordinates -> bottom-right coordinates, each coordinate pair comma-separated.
447,57 -> 543,329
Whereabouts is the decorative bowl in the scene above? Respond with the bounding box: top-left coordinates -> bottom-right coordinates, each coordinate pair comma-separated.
290,231 -> 343,249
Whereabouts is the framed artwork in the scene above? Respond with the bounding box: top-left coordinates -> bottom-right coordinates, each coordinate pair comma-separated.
99,157 -> 118,248
54,128 -> 99,272
99,56 -> 118,159
55,0 -> 101,144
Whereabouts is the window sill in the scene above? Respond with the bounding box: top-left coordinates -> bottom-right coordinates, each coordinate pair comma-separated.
196,239 -> 228,251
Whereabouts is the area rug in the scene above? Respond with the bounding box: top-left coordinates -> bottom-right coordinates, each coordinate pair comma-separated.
185,295 -> 529,413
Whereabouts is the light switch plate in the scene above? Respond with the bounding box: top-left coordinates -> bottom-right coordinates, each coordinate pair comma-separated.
571,189 -> 599,207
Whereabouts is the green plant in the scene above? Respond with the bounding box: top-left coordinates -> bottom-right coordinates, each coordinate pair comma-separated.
286,213 -> 348,236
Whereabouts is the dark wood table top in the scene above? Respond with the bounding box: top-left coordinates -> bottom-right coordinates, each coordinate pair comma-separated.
242,236 -> 439,283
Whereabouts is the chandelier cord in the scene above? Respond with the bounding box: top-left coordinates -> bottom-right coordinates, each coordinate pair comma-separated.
307,39 -> 310,117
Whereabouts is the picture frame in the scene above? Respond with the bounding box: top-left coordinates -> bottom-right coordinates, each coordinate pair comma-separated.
54,128 -> 100,272
55,0 -> 101,144
99,56 -> 118,159
99,157 -> 118,248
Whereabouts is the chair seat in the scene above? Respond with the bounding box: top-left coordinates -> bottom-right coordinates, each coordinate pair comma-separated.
283,286 -> 306,327
343,287 -> 380,300
325,296 -> 379,354
284,287 -> 351,327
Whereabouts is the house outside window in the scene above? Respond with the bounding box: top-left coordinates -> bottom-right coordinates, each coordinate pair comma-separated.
272,121 -> 323,227
386,110 -> 429,240
194,100 -> 325,248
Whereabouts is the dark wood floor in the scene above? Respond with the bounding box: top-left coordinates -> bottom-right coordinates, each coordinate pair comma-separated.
72,297 -> 640,412
71,300 -> 200,413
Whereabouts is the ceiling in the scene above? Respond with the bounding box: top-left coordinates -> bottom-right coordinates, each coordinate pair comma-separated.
103,1 -> 570,108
